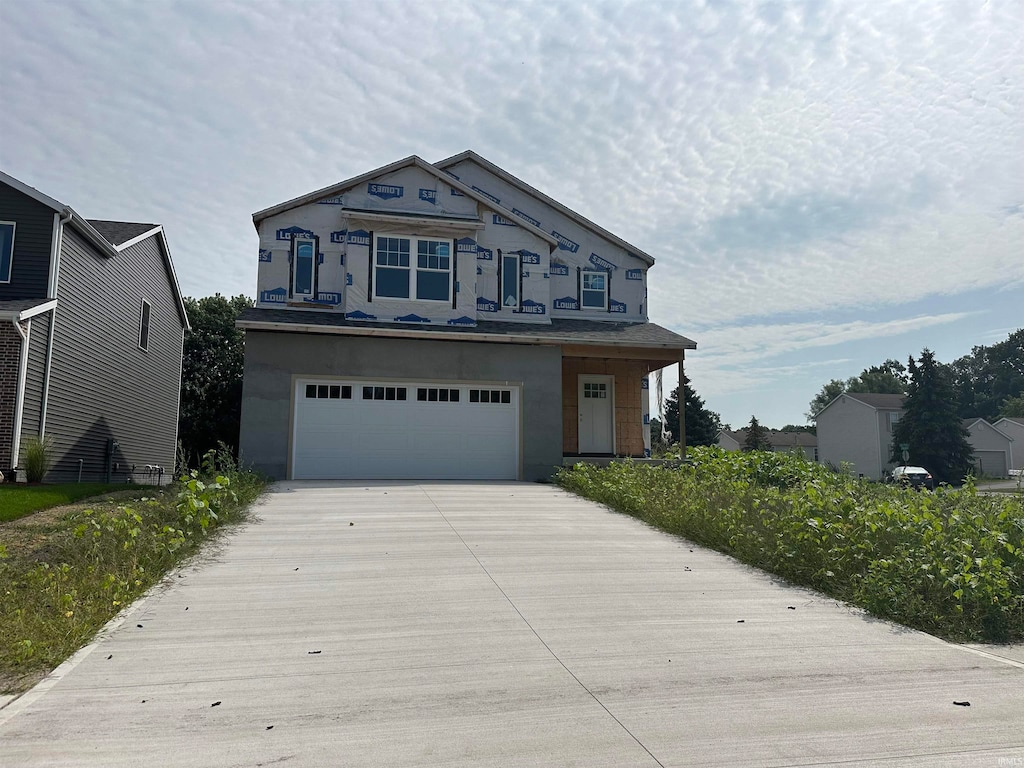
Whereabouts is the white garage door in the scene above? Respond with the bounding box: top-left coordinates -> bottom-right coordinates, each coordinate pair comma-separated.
292,380 -> 519,480
975,450 -> 1008,478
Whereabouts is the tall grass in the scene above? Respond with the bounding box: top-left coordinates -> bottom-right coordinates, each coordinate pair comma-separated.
0,450 -> 266,691
557,447 -> 1024,642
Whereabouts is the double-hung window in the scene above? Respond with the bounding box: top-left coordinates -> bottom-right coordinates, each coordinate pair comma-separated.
581,270 -> 608,310
0,221 -> 15,283
501,251 -> 520,308
291,236 -> 318,299
374,236 -> 451,302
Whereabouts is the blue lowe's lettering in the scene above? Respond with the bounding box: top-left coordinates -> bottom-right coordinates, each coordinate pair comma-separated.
306,292 -> 342,305
346,273 -> 353,285
276,225 -> 314,241
492,214 -> 515,226
368,183 -> 403,200
260,287 -> 287,304
259,249 -> 272,262
347,230 -> 371,246
477,247 -> 493,260
419,189 -> 437,204
641,377 -> 650,390
552,231 -> 580,252
317,195 -> 345,205
554,296 -> 579,311
518,250 -> 541,265
456,238 -> 478,254
643,413 -> 650,425
330,230 -> 347,244
625,269 -> 643,280
519,300 -> 546,315
589,252 -> 617,271
609,299 -> 627,313
346,310 -> 377,320
472,186 -> 500,204
513,208 -> 541,227
477,297 -> 499,313
549,263 -> 569,276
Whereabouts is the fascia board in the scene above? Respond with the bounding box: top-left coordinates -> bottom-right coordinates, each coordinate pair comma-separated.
0,170 -> 65,212
236,319 -> 693,351
114,225 -> 163,252
341,209 -> 485,231
154,228 -> 191,331
435,150 -> 656,266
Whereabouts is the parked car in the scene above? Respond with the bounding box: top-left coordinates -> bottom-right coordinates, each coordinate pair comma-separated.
891,466 -> 934,490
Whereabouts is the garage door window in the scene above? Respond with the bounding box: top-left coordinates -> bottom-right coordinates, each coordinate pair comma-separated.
362,385 -> 408,401
306,384 -> 352,399
470,389 -> 511,404
417,387 -> 460,402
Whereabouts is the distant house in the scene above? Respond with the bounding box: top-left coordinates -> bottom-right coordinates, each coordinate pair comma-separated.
1,171 -> 189,483
993,417 -> 1024,471
962,418 -> 1014,478
816,393 -> 905,479
716,429 -> 817,461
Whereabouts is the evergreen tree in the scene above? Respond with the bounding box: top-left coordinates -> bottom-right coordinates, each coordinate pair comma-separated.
663,375 -> 721,446
807,359 -> 908,420
892,349 -> 974,484
743,416 -> 773,451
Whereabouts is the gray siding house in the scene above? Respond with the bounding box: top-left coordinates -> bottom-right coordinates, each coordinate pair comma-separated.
238,152 -> 696,481
816,392 -> 905,479
716,429 -> 817,460
0,171 -> 189,483
994,417 -> 1024,472
963,418 -> 1014,478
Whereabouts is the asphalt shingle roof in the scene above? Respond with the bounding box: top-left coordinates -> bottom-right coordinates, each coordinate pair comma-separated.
238,308 -> 696,349
87,220 -> 157,247
722,429 -> 817,449
843,392 -> 906,409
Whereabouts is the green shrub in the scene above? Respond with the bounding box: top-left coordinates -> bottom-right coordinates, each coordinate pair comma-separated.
22,436 -> 53,483
557,448 -> 1024,642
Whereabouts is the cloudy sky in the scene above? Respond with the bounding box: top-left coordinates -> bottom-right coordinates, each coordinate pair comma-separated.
3,0 -> 1021,428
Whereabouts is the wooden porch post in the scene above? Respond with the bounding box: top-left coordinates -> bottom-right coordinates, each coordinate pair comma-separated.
677,357 -> 686,452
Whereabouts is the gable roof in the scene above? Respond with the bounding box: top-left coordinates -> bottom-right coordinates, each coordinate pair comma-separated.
435,150 -> 657,267
963,417 -> 1014,441
251,155 -> 559,248
0,170 -> 189,329
843,392 -> 906,409
996,416 -> 1024,427
721,429 -> 816,449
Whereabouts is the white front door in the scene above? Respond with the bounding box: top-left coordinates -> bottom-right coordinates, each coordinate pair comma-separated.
578,375 -> 614,454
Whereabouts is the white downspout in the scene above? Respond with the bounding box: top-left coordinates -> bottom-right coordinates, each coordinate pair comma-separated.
39,209 -> 70,436
10,318 -> 31,479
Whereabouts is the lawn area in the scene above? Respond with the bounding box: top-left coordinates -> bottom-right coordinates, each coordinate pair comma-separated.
0,483 -> 128,523
0,462 -> 266,695
558,447 -> 1024,643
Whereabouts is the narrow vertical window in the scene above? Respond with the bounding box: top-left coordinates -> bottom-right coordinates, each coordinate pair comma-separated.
292,237 -> 316,298
502,252 -> 520,308
0,221 -> 15,283
138,300 -> 151,351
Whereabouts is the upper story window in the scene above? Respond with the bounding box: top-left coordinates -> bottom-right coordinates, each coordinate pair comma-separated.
581,270 -> 608,310
0,221 -> 15,283
374,235 -> 451,302
887,412 -> 902,432
501,251 -> 520,308
291,236 -> 317,299
138,299 -> 151,351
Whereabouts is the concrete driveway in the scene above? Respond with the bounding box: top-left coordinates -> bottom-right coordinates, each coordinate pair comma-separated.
1,482 -> 1022,767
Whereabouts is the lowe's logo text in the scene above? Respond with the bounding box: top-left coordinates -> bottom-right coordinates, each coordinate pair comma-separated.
368,183 -> 403,200
552,231 -> 579,252
276,226 -> 314,241
625,269 -> 643,280
589,253 -> 617,271
513,208 -> 540,228
317,195 -> 344,205
418,189 -> 437,204
330,230 -> 347,244
457,241 -> 478,254
519,250 -> 541,265
609,299 -> 627,313
554,296 -> 579,311
472,186 -> 500,204
492,214 -> 515,226
259,249 -> 272,263
519,300 -> 546,315
477,248 -> 493,260
549,263 -> 569,276
347,230 -> 371,246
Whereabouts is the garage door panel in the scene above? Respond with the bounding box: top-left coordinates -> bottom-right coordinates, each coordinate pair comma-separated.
292,381 -> 519,480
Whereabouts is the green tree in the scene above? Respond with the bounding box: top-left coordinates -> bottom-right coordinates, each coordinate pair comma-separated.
663,375 -> 721,446
953,329 -> 1024,420
892,349 -> 974,485
807,379 -> 847,421
1000,394 -> 1024,418
178,294 -> 253,465
742,416 -> 773,451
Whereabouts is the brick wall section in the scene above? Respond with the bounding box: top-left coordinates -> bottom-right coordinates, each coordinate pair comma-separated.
0,321 -> 27,472
562,357 -> 647,456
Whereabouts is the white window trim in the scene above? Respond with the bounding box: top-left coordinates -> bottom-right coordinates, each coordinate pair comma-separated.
138,299 -> 152,352
372,234 -> 453,303
501,251 -> 520,310
0,220 -> 16,284
291,236 -> 317,299
581,269 -> 609,311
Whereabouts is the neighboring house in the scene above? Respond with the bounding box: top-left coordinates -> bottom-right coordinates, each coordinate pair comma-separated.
816,392 -> 905,479
716,429 -> 817,461
0,171 -> 189,483
993,417 -> 1024,471
238,152 -> 696,481
962,418 -> 1014,478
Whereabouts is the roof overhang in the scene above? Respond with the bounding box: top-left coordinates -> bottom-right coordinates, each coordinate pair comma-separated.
0,299 -> 58,322
341,209 -> 485,232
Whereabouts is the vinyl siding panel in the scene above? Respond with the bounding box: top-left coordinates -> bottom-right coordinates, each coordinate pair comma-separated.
47,229 -> 184,482
0,181 -> 54,299
19,311 -> 50,443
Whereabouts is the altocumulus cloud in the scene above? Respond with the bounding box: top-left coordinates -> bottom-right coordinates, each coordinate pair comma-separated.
1,0 -> 1021,422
